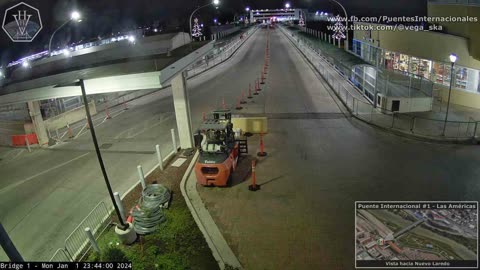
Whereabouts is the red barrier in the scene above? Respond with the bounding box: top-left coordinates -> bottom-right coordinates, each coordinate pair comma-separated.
11,133 -> 38,146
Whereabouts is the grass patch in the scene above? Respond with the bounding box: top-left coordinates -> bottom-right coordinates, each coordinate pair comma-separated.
85,154 -> 219,270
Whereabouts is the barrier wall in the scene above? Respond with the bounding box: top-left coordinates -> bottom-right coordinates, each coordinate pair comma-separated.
0,120 -> 25,146
232,117 -> 268,134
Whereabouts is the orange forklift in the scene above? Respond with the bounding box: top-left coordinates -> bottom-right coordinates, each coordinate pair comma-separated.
194,110 -> 248,186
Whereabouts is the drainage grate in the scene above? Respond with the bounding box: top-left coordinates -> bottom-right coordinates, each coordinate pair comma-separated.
100,143 -> 113,149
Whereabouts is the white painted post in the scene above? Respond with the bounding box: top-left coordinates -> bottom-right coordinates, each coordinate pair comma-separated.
84,228 -> 100,253
25,136 -> 31,153
156,144 -> 164,171
137,165 -> 146,190
113,192 -> 126,222
171,129 -> 178,152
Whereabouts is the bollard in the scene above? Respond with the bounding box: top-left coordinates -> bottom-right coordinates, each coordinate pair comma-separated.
123,97 -> 129,110
248,160 -> 260,191
171,129 -> 178,152
248,84 -> 253,99
257,133 -> 267,157
156,144 -> 164,171
86,116 -> 90,129
235,97 -> 243,110
137,165 -> 146,190
105,103 -> 111,119
85,228 -> 100,253
113,192 -> 126,222
25,136 -> 31,153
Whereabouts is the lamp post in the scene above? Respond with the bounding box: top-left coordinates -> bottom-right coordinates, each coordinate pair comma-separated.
442,53 -> 458,136
189,0 -> 220,40
328,0 -> 349,51
48,11 -> 82,55
245,7 -> 250,24
78,79 -> 129,231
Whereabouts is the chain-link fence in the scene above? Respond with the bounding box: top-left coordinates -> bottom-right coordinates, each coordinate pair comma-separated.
281,26 -> 479,142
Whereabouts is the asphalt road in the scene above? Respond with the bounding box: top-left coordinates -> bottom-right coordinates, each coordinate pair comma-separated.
1,26 -> 479,270
0,30 -> 251,261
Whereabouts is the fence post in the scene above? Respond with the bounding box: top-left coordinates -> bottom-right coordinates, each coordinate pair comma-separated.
473,122 -> 478,140
171,129 -> 178,153
84,228 -> 100,253
113,192 -> 126,222
391,112 -> 396,128
156,144 -> 164,171
137,165 -> 146,190
411,117 -> 416,133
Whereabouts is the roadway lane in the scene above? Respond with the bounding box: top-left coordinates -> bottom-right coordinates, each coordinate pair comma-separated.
196,27 -> 480,270
0,27 -> 265,261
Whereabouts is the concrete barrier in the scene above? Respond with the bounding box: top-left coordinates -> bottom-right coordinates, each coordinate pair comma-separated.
45,101 -> 97,131
232,116 -> 268,134
0,120 -> 25,146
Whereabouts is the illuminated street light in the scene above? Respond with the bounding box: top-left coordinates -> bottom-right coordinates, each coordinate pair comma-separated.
246,7 -> 250,12
22,61 -> 29,68
48,10 -> 82,54
128,36 -> 136,43
442,53 -> 458,136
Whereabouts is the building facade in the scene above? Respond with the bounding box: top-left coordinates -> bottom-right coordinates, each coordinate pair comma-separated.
351,0 -> 480,108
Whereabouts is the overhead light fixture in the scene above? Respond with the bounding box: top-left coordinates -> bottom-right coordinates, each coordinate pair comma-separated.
449,53 -> 458,63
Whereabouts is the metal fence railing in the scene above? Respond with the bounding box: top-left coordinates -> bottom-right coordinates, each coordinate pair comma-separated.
50,248 -> 73,262
62,201 -> 111,262
281,26 -> 479,142
186,26 -> 258,78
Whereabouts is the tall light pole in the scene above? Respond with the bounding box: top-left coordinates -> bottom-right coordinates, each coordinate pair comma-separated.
189,0 -> 220,41
328,0 -> 349,51
245,7 -> 250,24
48,11 -> 82,55
442,53 -> 458,136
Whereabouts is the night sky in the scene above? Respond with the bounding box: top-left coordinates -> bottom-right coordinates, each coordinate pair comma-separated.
0,0 -> 427,66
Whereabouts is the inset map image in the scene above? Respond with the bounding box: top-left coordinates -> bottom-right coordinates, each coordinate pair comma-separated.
355,202 -> 478,268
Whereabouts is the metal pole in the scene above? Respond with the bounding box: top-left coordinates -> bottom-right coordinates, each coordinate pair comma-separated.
137,165 -> 146,190
48,20 -> 71,54
0,223 -> 23,262
442,62 -> 455,136
329,0 -> 349,51
84,228 -> 100,253
79,79 -> 128,230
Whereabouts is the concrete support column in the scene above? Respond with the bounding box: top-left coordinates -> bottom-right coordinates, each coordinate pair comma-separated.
27,101 -> 48,145
172,71 -> 194,149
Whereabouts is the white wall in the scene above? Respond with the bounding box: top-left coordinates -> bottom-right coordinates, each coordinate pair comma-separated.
386,97 -> 433,113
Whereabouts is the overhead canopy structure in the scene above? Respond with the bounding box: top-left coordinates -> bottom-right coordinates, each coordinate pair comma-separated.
0,41 -> 215,106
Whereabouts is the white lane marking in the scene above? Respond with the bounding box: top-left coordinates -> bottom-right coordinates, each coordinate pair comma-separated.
0,152 -> 90,194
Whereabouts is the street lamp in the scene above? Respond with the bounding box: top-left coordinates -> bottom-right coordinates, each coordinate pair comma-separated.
189,0 -> 220,41
285,3 -> 291,9
48,11 -> 82,55
442,53 -> 458,136
328,0 -> 349,51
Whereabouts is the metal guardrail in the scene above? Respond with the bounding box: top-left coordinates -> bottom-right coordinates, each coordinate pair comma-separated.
281,26 -> 480,142
49,248 -> 73,262
187,27 -> 258,78
62,201 -> 111,262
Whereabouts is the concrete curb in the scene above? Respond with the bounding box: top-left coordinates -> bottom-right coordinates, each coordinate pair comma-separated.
180,150 -> 243,270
